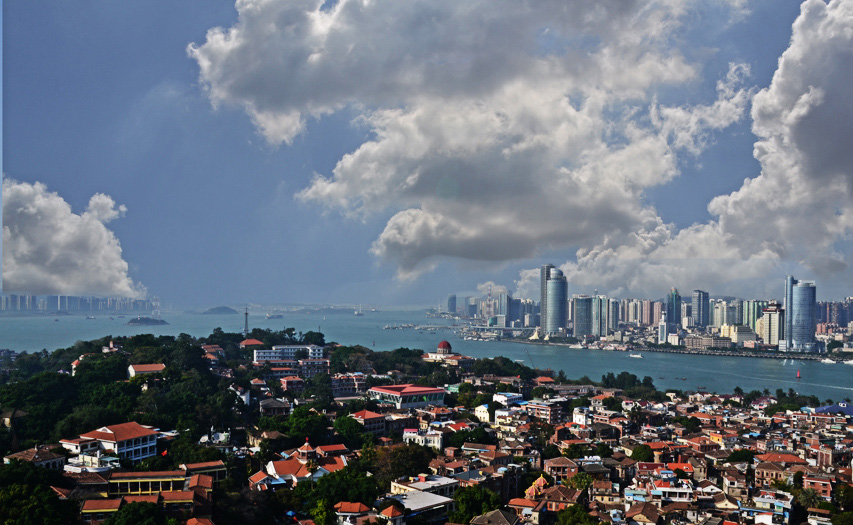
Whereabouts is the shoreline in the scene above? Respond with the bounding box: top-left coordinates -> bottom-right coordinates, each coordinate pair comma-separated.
500,338 -> 844,362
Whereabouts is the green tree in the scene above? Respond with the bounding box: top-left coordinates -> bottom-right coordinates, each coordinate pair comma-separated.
373,444 -> 435,489
555,504 -> 598,525
631,444 -> 654,462
449,485 -> 501,523
726,449 -> 756,464
798,488 -> 820,510
333,416 -> 366,449
568,472 -> 593,492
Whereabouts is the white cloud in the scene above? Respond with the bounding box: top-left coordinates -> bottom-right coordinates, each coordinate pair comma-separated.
539,0 -> 853,298
2,180 -> 145,298
190,0 -> 766,286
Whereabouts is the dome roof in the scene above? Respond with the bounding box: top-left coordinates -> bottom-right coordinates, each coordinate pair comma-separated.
438,340 -> 452,350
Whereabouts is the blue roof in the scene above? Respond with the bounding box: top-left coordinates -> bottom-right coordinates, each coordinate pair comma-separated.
815,403 -> 853,416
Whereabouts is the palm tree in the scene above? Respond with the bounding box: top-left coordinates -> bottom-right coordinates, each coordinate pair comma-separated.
797,488 -> 821,510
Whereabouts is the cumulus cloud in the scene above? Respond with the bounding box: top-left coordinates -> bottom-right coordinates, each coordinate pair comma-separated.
190,0 -> 768,284
533,0 -> 853,298
2,180 -> 145,298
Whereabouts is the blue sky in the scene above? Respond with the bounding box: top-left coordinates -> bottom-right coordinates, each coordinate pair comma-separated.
4,0 -> 853,306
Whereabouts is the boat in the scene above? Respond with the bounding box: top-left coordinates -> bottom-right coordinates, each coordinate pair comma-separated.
629,353 -> 643,359
820,358 -> 836,364
354,305 -> 364,316
845,360 -> 853,365
85,315 -> 96,320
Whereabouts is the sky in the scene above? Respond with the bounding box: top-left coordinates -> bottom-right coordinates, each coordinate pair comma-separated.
3,0 -> 853,307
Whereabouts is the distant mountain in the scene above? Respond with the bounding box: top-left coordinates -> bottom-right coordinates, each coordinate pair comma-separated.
202,306 -> 239,315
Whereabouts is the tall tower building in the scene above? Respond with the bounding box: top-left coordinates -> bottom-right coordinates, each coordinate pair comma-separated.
666,287 -> 681,329
658,311 -> 669,344
691,290 -> 709,328
540,264 -> 554,329
591,295 -> 608,337
544,269 -> 567,335
791,280 -> 817,352
446,294 -> 457,314
572,295 -> 592,338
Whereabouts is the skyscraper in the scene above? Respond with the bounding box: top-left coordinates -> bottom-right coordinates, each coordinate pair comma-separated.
591,295 -> 608,337
544,269 -> 567,335
791,280 -> 817,352
691,290 -> 709,328
783,275 -> 817,352
572,295 -> 592,338
666,287 -> 681,329
447,294 -> 456,314
540,264 -> 554,329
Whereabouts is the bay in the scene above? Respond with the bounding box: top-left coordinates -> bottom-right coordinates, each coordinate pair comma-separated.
0,309 -> 850,402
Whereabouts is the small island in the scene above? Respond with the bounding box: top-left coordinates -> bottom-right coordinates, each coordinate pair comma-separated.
126,316 -> 169,326
201,306 -> 239,315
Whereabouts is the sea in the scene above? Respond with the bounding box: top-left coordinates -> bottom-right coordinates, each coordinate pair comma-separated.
0,309 -> 850,402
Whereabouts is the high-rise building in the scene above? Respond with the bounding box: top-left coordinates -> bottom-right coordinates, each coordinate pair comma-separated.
540,264 -> 554,329
658,311 -> 669,344
743,300 -> 768,331
544,269 -> 567,335
652,302 -> 663,325
760,300 -> 784,345
572,295 -> 592,338
608,298 -> 620,334
591,295 -> 608,337
666,287 -> 681,329
782,275 -> 818,352
791,280 -> 817,352
641,300 -> 653,326
446,294 -> 457,314
691,290 -> 709,328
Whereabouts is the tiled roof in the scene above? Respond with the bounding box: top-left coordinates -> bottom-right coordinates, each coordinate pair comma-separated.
79,421 -> 158,443
129,364 -> 165,373
81,499 -> 123,511
334,501 -> 371,514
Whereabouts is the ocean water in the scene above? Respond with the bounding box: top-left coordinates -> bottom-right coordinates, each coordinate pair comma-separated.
0,309 -> 850,401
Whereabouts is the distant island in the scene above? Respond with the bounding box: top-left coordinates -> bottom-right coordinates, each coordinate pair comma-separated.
202,306 -> 238,315
126,316 -> 169,326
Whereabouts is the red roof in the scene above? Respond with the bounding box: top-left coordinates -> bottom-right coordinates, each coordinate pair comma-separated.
124,495 -> 159,504
369,384 -> 445,396
381,506 -> 405,518
130,363 -> 165,373
240,338 -> 264,346
350,410 -> 383,420
110,470 -> 185,479
438,340 -> 452,350
79,422 -> 158,443
160,490 -> 195,502
334,502 -> 371,514
81,499 -> 123,511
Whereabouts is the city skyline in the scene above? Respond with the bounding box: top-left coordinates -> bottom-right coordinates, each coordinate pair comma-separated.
4,1 -> 853,306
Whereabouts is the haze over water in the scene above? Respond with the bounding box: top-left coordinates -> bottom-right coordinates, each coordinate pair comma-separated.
0,309 -> 849,402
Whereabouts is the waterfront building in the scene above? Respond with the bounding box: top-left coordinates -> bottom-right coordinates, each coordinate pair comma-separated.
743,300 -> 769,331
540,264 -> 554,330
666,288 -> 681,329
784,277 -> 817,352
591,295 -> 608,337
759,301 -> 784,346
572,295 -> 592,338
544,269 -> 568,336
608,298 -> 620,333
658,312 -> 669,344
652,301 -> 663,326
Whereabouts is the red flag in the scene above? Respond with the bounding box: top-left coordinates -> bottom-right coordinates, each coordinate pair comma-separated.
161,449 -> 168,456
